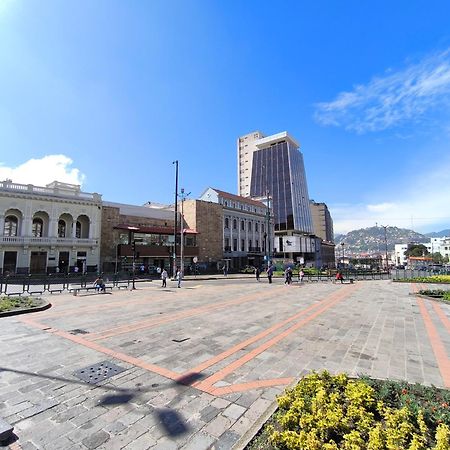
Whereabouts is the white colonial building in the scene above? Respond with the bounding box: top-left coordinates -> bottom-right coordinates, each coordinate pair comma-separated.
0,180 -> 102,274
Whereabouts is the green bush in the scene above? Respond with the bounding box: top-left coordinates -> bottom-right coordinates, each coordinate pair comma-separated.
248,371 -> 450,449
418,289 -> 450,301
0,296 -> 39,312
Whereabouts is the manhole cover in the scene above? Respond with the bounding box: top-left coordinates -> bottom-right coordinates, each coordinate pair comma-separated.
73,361 -> 126,384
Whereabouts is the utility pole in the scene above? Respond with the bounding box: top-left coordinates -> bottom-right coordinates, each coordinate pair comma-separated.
380,225 -> 389,271
131,239 -> 136,290
179,188 -> 190,277
265,191 -> 271,269
172,160 -> 178,278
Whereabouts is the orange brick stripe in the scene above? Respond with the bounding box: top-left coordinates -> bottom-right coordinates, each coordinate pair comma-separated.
431,302 -> 450,334
209,377 -> 295,396
38,284 -> 217,319
85,288 -> 285,342
195,284 -> 358,392
189,286 -> 352,375
18,316 -> 181,380
416,297 -> 450,388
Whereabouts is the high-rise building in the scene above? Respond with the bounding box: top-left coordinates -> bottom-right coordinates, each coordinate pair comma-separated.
310,200 -> 334,242
237,131 -> 265,198
238,131 -> 313,234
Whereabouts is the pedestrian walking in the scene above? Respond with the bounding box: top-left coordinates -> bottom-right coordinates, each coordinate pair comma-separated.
255,267 -> 260,281
161,268 -> 168,288
267,264 -> 274,284
284,267 -> 292,285
298,269 -> 305,283
176,268 -> 182,288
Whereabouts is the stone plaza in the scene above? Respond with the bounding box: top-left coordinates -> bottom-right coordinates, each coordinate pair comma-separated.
1,277 -> 449,449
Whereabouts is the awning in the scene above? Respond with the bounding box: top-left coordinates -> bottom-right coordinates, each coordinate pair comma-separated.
114,224 -> 198,234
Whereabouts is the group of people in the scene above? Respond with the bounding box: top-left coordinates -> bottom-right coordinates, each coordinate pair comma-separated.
160,268 -> 182,288
254,265 -> 305,285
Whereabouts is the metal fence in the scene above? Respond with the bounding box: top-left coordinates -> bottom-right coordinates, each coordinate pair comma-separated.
0,272 -> 153,296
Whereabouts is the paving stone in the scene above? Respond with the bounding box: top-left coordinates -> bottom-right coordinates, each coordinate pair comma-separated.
81,430 -> 110,449
222,403 -> 246,421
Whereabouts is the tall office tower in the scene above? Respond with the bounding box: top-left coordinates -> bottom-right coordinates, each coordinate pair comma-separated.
310,200 -> 334,242
243,131 -> 313,233
237,131 -> 266,197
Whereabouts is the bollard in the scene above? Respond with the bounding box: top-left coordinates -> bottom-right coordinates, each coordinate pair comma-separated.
73,289 -> 78,296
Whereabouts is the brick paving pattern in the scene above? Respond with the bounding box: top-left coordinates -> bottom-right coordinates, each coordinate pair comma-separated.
0,278 -> 449,449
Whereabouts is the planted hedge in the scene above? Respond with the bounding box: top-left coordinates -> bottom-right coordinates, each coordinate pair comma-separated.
247,371 -> 450,449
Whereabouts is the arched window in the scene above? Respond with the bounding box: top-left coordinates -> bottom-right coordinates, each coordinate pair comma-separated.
32,218 -> 43,237
233,219 -> 237,229
58,220 -> 66,238
224,218 -> 229,229
75,221 -> 81,238
241,220 -> 245,231
4,216 -> 18,236
248,222 -> 252,231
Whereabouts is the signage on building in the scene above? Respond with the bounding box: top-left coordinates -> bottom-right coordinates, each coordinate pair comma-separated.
282,236 -> 314,253
282,236 -> 301,252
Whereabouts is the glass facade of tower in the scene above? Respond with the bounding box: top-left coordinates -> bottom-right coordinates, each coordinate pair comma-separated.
250,140 -> 313,233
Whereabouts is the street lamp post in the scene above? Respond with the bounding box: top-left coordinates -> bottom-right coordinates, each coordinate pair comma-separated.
380,225 -> 389,271
172,160 -> 179,278
179,188 -> 191,277
131,240 -> 136,290
341,242 -> 345,269
265,191 -> 271,268
127,226 -> 139,290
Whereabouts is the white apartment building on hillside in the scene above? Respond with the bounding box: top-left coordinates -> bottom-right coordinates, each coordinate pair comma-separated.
394,237 -> 450,266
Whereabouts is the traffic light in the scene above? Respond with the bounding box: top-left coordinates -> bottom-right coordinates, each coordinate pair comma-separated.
131,241 -> 136,252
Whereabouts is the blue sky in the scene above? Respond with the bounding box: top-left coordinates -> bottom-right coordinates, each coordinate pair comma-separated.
1,0 -> 450,234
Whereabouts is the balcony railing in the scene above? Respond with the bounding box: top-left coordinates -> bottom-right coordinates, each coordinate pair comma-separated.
248,247 -> 262,253
224,246 -> 232,252
0,236 -> 98,246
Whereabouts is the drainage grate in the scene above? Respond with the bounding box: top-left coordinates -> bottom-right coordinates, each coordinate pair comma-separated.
69,329 -> 89,335
73,361 -> 126,384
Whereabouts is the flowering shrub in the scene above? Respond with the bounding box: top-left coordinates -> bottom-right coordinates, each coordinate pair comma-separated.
396,275 -> 450,284
253,371 -> 450,450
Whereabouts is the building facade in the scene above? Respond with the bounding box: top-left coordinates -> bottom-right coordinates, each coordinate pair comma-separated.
247,131 -> 314,234
394,237 -> 450,267
0,180 -> 102,274
310,200 -> 334,242
237,131 -> 265,197
186,188 -> 273,270
100,201 -> 198,274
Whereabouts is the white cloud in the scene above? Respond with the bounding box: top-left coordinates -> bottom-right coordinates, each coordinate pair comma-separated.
331,156 -> 450,234
314,49 -> 450,133
0,155 -> 85,187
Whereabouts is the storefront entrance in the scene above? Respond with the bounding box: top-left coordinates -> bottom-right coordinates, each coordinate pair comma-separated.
30,251 -> 47,274
59,251 -> 69,273
3,251 -> 17,274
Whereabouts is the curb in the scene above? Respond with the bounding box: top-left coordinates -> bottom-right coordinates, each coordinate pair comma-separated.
0,300 -> 52,318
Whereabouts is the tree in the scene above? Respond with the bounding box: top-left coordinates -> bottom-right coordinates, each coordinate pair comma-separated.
431,252 -> 444,263
404,244 -> 429,257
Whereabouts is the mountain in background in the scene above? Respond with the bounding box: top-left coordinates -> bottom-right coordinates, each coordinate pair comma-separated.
425,229 -> 450,238
333,226 -> 428,255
